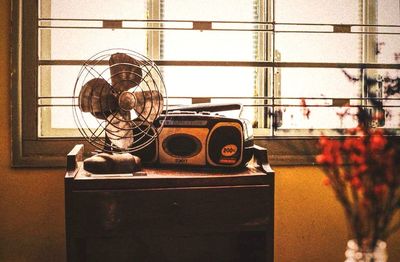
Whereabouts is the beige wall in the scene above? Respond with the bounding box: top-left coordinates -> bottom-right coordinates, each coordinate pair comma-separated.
0,1 -> 398,261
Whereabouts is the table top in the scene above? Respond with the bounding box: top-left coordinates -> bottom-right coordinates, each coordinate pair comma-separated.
66,162 -> 273,190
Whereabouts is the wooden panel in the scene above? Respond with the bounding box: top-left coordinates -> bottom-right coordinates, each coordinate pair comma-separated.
82,232 -> 267,262
70,186 -> 271,238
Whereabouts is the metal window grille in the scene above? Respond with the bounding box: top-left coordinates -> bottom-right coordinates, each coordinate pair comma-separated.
11,0 -> 400,166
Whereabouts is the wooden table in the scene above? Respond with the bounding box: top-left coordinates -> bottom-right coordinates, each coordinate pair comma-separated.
65,150 -> 274,262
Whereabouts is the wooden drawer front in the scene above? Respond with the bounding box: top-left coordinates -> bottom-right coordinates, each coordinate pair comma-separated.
82,232 -> 268,262
71,185 -> 271,237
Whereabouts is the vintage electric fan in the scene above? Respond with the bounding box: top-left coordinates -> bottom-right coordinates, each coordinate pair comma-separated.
72,49 -> 167,173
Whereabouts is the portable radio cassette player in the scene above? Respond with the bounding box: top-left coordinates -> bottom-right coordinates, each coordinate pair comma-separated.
135,103 -> 254,168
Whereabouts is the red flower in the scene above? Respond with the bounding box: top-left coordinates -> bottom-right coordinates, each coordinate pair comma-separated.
358,164 -> 368,174
343,137 -> 366,155
351,177 -> 362,189
369,131 -> 387,152
351,163 -> 368,177
316,154 -> 329,164
373,184 -> 388,198
319,136 -> 330,146
349,153 -> 365,165
317,137 -> 342,165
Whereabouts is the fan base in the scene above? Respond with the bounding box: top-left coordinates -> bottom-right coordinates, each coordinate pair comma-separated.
83,153 -> 142,174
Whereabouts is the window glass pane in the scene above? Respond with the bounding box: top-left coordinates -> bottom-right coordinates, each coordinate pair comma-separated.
39,107 -> 75,131
39,0 -> 147,20
162,0 -> 258,60
40,64 -> 112,100
376,1 -> 400,64
275,33 -> 360,63
276,107 -> 358,135
274,0 -> 362,132
377,1 -> 400,26
375,2 -> 400,130
375,34 -> 400,64
39,0 -> 147,60
38,65 -> 111,135
279,68 -> 360,99
376,69 -> 400,129
275,0 -> 359,24
161,66 -> 257,124
163,0 -> 256,21
39,29 -> 147,60
276,68 -> 360,132
38,107 -> 105,137
39,65 -> 81,97
162,30 -> 256,61
162,0 -> 258,124
162,0 -> 257,61
274,0 -> 360,63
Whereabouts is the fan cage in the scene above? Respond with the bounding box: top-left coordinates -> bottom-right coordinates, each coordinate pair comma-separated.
72,48 -> 168,153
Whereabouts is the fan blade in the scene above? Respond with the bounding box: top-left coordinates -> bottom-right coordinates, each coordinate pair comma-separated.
79,78 -> 117,119
105,112 -> 134,149
109,53 -> 143,92
133,90 -> 164,124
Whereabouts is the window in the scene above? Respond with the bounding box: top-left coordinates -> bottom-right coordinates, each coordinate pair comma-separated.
11,0 -> 400,166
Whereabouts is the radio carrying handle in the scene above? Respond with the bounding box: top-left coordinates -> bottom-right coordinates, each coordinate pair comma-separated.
253,145 -> 274,175
164,103 -> 243,116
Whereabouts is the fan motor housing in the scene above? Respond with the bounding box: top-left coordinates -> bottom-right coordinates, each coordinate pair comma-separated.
135,112 -> 254,168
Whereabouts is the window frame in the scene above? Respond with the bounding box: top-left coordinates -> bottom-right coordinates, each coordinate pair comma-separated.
11,0 -> 93,167
11,0 -> 400,167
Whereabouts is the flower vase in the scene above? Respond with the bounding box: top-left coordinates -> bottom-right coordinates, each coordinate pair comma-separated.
344,239 -> 388,262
